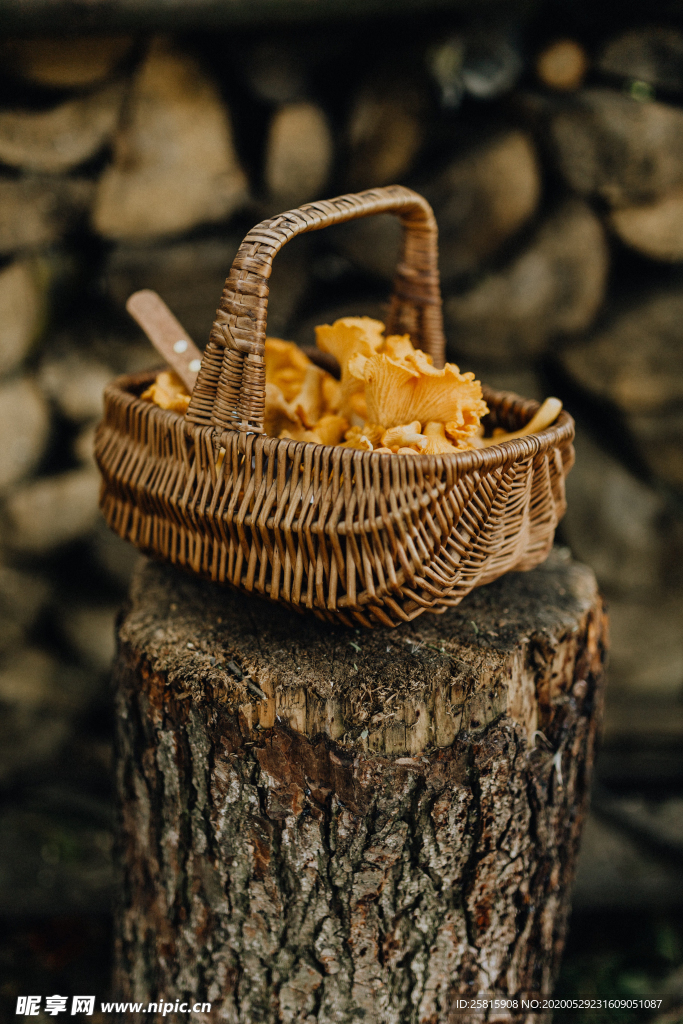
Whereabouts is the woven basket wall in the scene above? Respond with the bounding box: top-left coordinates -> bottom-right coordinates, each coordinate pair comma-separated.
95,186 -> 575,628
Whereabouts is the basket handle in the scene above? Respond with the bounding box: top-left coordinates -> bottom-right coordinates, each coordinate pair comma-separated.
185,185 -> 445,434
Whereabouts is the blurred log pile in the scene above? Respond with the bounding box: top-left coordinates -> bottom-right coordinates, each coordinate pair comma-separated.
0,17 -> 682,918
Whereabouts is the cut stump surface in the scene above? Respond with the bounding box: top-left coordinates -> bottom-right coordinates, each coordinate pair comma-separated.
113,548 -> 607,1023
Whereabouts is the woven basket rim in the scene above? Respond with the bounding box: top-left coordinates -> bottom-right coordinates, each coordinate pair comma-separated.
104,369 -> 575,473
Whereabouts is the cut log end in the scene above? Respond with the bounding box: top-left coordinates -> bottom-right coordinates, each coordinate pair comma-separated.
113,547 -> 607,1022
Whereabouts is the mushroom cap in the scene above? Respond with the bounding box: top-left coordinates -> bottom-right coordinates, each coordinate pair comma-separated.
316,318 -> 386,424
403,348 -> 439,374
444,407 -> 484,441
264,381 -> 303,438
347,351 -> 369,381
419,433 -> 460,455
336,358 -> 367,424
344,390 -> 368,425
341,432 -> 374,451
321,375 -> 342,414
294,363 -> 329,428
381,422 -> 426,452
264,337 -> 311,402
362,352 -> 487,429
424,421 -> 446,438
363,354 -> 420,427
410,363 -> 488,425
344,423 -> 385,449
260,326 -> 489,451
315,317 -> 385,372
382,334 -> 417,361
141,370 -> 191,413
309,414 -> 349,446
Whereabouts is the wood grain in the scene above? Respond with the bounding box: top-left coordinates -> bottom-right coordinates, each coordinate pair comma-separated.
126,288 -> 203,391
113,548 -> 607,1022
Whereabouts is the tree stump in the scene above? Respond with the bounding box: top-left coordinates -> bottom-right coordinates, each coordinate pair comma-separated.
112,548 -> 607,1023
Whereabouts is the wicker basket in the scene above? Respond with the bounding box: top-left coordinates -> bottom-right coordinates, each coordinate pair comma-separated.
95,185 -> 575,628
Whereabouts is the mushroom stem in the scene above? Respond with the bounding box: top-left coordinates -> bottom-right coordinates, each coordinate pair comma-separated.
482,398 -> 562,447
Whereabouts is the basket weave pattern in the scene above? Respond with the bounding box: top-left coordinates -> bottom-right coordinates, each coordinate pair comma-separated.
95,186 -> 575,628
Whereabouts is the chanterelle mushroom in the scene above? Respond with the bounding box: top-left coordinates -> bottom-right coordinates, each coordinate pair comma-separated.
316,317 -> 385,423
381,422 -> 426,452
482,398 -> 562,447
141,370 -> 190,413
382,334 -> 417,362
142,314 -> 557,459
264,382 -> 303,438
361,351 -> 488,429
293,364 -> 328,428
342,423 -> 385,450
264,337 -> 311,402
420,422 -> 461,454
315,317 -> 385,368
309,414 -> 349,446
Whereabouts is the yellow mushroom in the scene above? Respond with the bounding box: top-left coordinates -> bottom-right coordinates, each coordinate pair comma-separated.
343,352 -> 372,424
264,337 -> 311,402
381,422 -> 427,453
343,423 -> 385,450
264,382 -> 304,438
381,334 -> 417,361
410,363 -> 488,425
482,398 -> 562,447
347,350 -> 369,381
321,375 -> 342,415
362,355 -> 421,427
141,370 -> 191,413
316,317 -> 385,423
293,363 -> 329,428
423,421 -> 446,437
315,317 -> 385,368
343,390 -> 368,425
309,414 -> 349,446
421,434 -> 460,455
420,423 -> 459,454
385,422 -> 460,455
402,348 -> 439,374
444,408 -> 485,445
361,351 -> 489,431
341,433 -> 374,451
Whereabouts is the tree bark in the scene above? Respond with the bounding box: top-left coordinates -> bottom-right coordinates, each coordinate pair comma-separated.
112,548 -> 607,1023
